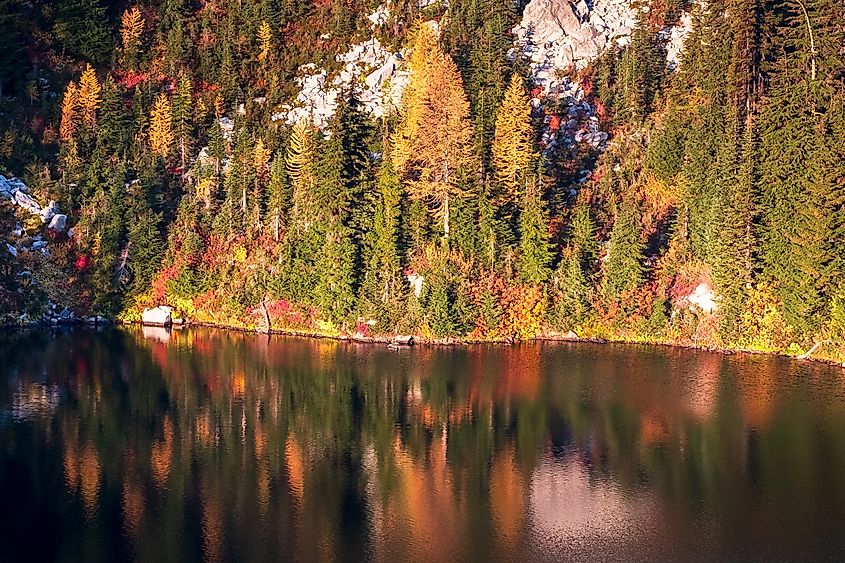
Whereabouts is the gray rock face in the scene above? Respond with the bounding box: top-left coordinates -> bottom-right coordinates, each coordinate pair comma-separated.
40,200 -> 60,223
48,214 -> 67,232
13,190 -> 42,215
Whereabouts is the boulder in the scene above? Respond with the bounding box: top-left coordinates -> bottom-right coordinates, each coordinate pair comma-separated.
13,190 -> 42,215
48,214 -> 67,232
40,200 -> 60,222
6,244 -> 16,257
142,306 -> 173,326
688,283 -> 718,314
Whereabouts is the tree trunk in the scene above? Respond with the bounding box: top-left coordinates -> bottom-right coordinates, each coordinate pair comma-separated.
444,192 -> 450,239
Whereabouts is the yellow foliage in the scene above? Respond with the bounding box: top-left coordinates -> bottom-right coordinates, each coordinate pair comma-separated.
120,6 -> 144,53
253,138 -> 271,178
737,284 -> 793,351
78,64 -> 101,129
257,21 -> 272,61
502,285 -> 545,340
59,81 -> 79,142
233,245 -> 247,262
286,119 -> 317,228
392,25 -> 440,172
149,94 -> 174,157
62,138 -> 81,170
393,25 -> 475,238
492,74 -> 535,207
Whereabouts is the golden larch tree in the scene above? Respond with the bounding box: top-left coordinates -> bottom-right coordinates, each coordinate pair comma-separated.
396,37 -> 476,239
78,65 -> 101,129
257,21 -> 272,62
492,74 -> 536,209
149,93 -> 174,158
392,24 -> 441,172
59,81 -> 80,142
285,118 -> 317,231
120,6 -> 144,54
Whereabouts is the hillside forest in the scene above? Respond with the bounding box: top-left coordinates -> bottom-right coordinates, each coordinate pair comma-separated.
0,0 -> 843,358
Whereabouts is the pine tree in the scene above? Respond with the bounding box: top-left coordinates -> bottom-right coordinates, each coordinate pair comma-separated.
172,75 -> 193,169
362,157 -> 404,318
149,94 -> 174,158
53,0 -> 111,64
0,0 -> 25,98
517,175 -> 551,284
602,195 -> 645,303
266,152 -> 290,241
95,76 -> 127,157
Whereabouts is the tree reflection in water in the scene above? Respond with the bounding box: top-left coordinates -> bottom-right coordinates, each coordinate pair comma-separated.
1,328 -> 845,561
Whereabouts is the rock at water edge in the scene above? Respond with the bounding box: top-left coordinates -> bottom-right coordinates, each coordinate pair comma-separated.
142,306 -> 173,326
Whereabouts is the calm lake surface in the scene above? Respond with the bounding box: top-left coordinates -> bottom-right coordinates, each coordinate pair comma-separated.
2,327 -> 845,562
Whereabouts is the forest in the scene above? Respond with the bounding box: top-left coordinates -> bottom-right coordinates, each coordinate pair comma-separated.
0,0 -> 843,358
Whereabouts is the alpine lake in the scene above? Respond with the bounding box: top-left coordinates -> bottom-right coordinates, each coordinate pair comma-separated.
2,326 -> 845,562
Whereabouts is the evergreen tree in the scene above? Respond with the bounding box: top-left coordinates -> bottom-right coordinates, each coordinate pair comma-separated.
172,75 -> 193,169
518,176 -> 551,284
53,0 -> 111,64
603,195 -> 645,303
266,152 -> 290,241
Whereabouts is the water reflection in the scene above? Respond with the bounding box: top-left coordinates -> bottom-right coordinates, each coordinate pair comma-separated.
1,328 -> 845,561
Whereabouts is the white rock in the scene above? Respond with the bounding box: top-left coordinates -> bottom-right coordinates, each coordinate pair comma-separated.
665,12 -> 692,70
6,243 -> 16,257
13,190 -> 41,215
142,306 -> 173,326
688,283 -> 718,314
406,273 -> 424,298
48,214 -> 67,232
39,200 -> 59,222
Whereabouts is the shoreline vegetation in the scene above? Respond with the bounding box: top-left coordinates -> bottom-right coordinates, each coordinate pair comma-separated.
12,315 -> 840,367
1,1 -> 844,373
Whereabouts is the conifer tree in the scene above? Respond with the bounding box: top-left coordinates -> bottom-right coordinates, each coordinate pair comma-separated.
53,0 -> 111,64
172,75 -> 193,169
602,195 -> 645,303
517,176 -> 552,284
257,20 -> 272,62
492,74 -> 536,216
250,138 -> 271,231
78,64 -> 101,130
120,6 -> 144,68
393,25 -> 441,171
285,118 -> 318,231
266,152 -> 290,241
397,35 -> 476,239
96,76 -> 127,157
59,81 -> 80,143
149,94 -> 174,158
362,157 -> 404,318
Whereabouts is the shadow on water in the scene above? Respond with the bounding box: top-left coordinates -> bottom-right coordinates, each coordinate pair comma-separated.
2,327 -> 845,562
